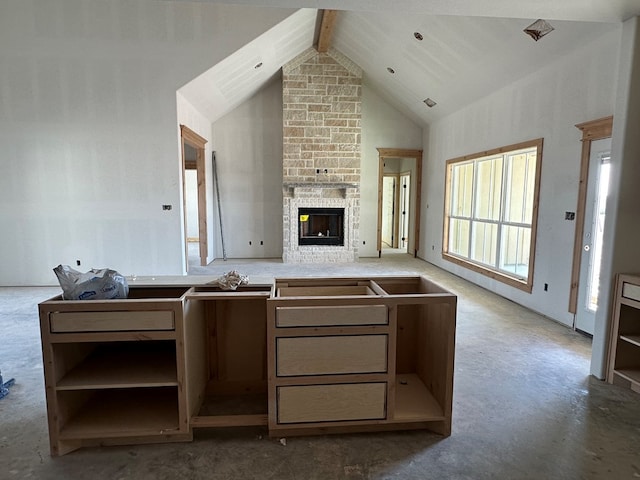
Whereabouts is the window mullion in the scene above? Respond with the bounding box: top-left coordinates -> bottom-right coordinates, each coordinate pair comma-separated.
496,153 -> 508,270
468,159 -> 478,260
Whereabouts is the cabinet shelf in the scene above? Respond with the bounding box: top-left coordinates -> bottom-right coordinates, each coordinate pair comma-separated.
619,335 -> 640,348
56,345 -> 177,390
58,388 -> 179,440
613,369 -> 640,386
393,374 -> 445,422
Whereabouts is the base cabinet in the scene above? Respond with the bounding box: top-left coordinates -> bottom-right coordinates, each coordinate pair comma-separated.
267,277 -> 456,438
607,274 -> 640,393
38,287 -> 191,456
39,276 -> 456,455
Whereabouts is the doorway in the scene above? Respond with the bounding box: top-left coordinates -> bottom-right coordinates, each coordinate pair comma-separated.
575,138 -> 611,335
180,125 -> 208,270
376,148 -> 422,257
381,172 -> 411,253
570,116 -> 613,335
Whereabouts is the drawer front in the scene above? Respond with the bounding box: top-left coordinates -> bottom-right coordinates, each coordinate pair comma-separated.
277,335 -> 387,376
276,305 -> 387,327
50,311 -> 175,333
277,383 -> 387,424
622,282 -> 640,302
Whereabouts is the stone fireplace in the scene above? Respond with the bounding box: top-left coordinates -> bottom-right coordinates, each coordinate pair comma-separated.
282,48 -> 362,263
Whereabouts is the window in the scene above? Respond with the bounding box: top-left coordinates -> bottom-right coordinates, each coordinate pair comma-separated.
443,139 -> 543,292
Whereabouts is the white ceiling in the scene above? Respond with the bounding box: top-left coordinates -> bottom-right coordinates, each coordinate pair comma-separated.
177,1 -> 639,126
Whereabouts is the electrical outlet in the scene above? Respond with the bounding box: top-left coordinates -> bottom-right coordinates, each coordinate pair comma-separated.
249,241 -> 252,246
260,241 -> 263,245
76,260 -> 81,266
544,283 -> 548,291
162,204 -> 172,211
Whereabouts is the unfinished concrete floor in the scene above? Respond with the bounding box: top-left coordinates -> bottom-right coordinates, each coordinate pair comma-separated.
2,255 -> 640,479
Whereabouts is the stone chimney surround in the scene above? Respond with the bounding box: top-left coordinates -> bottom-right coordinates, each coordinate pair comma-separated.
282,48 -> 362,263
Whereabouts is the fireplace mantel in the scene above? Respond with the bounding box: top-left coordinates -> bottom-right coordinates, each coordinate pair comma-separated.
283,183 -> 359,189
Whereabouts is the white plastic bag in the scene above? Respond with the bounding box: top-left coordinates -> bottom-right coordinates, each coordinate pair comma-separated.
53,265 -> 129,300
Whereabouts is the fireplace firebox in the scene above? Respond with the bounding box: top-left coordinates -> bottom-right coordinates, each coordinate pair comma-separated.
298,208 -> 344,246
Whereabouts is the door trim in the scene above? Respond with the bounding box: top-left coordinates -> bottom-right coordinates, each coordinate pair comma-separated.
569,116 -> 612,314
180,125 -> 208,269
376,148 -> 422,257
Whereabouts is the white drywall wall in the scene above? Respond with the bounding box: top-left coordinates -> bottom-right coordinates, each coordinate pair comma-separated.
360,83 -> 423,257
591,17 -> 640,378
0,0 -> 294,285
211,76 -> 284,258
421,27 -> 622,327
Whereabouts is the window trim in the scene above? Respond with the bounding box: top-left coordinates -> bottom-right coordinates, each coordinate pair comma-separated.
442,138 -> 544,293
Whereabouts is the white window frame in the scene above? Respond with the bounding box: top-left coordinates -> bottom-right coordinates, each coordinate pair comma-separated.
442,139 -> 543,293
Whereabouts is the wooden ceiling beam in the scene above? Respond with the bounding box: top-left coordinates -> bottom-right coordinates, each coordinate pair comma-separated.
316,10 -> 338,53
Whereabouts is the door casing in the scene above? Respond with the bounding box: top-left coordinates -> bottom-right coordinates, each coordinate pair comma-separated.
180,125 -> 208,269
376,148 -> 422,257
569,116 -> 613,315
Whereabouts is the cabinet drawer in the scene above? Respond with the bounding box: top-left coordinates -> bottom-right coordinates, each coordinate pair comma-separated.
50,311 -> 175,333
277,383 -> 387,424
277,335 -> 387,376
276,305 -> 387,327
623,282 -> 640,303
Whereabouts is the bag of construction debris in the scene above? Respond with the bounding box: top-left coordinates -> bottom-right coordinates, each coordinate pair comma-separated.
53,265 -> 129,300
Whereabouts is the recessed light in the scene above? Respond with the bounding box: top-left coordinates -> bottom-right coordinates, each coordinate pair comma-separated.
524,19 -> 554,41
387,67 -> 395,74
423,98 -> 437,108
414,32 -> 423,41
254,62 -> 263,69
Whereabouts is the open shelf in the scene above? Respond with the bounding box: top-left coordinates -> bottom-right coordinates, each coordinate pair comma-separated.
192,393 -> 268,427
392,374 -> 444,422
58,388 -> 179,440
56,343 -> 177,390
614,368 -> 640,386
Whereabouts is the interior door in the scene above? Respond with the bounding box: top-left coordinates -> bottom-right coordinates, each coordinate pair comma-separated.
575,138 -> 612,335
381,176 -> 396,248
400,173 -> 410,251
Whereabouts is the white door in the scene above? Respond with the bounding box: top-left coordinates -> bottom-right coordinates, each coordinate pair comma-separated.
381,176 -> 396,248
575,138 -> 612,335
400,173 -> 411,251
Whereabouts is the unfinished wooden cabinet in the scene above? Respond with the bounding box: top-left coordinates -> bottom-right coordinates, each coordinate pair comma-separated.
39,275 -> 456,455
38,287 -> 192,456
267,276 -> 456,437
607,274 -> 640,393
183,284 -> 273,429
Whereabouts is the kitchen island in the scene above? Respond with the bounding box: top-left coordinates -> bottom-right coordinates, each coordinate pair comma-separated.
38,275 -> 456,455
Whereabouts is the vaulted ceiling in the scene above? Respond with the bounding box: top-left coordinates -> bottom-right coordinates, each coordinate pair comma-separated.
177,0 -> 640,127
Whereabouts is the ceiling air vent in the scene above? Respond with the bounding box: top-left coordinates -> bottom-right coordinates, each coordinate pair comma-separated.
423,98 -> 436,108
524,19 -> 554,41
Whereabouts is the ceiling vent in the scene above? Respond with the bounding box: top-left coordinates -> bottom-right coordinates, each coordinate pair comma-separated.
524,19 -> 554,41
423,98 -> 437,108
